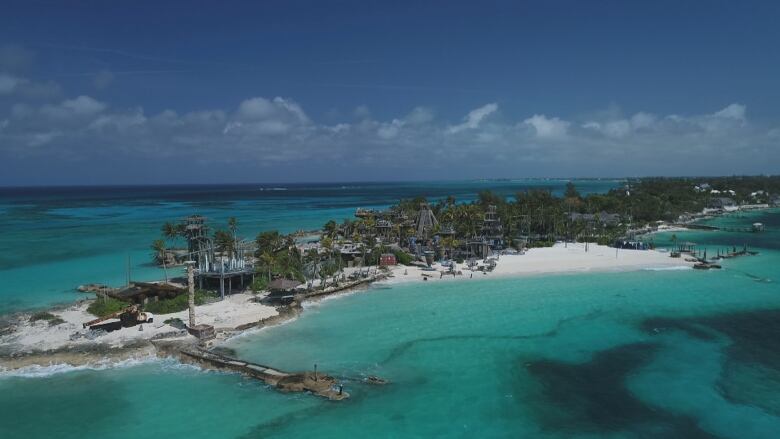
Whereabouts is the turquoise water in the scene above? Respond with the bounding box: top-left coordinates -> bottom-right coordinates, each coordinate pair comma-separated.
1,208 -> 779,438
0,180 -> 620,313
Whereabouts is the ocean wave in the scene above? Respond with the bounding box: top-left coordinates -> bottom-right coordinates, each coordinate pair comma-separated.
223,315 -> 300,342
258,187 -> 288,191
642,266 -> 694,271
0,355 -> 162,379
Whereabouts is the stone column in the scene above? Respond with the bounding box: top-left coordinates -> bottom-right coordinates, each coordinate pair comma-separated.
186,261 -> 196,327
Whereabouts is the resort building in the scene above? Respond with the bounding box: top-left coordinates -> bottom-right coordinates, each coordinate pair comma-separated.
568,211 -> 621,227
481,205 -> 504,249
708,197 -> 737,211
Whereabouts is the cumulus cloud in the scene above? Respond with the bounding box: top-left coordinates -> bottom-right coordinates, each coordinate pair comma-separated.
0,73 -> 62,100
713,103 -> 746,121
523,114 -> 570,139
0,93 -> 778,182
0,74 -> 19,95
447,103 -> 498,133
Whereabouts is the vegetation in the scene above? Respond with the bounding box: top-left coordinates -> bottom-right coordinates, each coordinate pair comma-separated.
151,239 -> 167,264
29,311 -> 65,326
392,249 -> 413,265
87,296 -> 128,317
148,176 -> 779,294
250,276 -> 269,293
143,290 -> 217,314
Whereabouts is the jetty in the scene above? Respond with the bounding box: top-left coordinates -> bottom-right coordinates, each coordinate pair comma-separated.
179,348 -> 350,401
672,222 -> 766,233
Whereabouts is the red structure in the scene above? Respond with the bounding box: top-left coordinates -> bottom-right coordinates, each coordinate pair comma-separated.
379,253 -> 397,266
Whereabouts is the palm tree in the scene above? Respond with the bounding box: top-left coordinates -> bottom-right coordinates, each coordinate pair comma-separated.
214,229 -> 235,258
258,251 -> 276,282
256,230 -> 283,256
162,222 -> 179,243
303,248 -> 320,288
440,236 -> 454,259
227,217 -> 238,243
323,220 -> 338,239
151,239 -> 167,265
151,239 -> 169,282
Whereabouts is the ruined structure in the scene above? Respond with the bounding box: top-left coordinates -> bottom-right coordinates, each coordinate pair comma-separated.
182,215 -> 255,300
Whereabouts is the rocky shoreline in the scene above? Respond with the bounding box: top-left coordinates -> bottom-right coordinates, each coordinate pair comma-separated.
0,272 -> 386,373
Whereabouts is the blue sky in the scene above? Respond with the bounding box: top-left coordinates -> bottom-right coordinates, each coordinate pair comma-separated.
1,0 -> 779,185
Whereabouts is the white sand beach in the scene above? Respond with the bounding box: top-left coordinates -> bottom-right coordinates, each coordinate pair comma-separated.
1,293 -> 278,354
1,243 -> 690,367
384,243 -> 692,285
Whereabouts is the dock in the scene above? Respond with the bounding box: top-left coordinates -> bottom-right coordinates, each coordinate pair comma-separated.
673,223 -> 765,233
178,348 -> 349,400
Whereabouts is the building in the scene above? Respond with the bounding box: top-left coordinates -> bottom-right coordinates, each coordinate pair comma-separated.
568,211 -> 620,227
375,219 -> 393,241
709,197 -> 736,210
481,205 -> 504,249
266,278 -> 304,304
614,240 -> 650,250
379,253 -> 397,266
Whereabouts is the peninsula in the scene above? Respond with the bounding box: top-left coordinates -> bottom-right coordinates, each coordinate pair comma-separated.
1,176 -> 776,385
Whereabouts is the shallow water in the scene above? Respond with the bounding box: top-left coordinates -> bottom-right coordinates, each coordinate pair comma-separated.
1,193 -> 779,438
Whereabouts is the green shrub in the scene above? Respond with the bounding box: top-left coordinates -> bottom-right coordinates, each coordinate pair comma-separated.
144,294 -> 189,314
29,311 -> 65,326
392,249 -> 413,265
250,277 -> 269,293
143,290 -> 217,315
528,240 -> 555,248
596,236 -> 613,246
87,297 -> 128,317
195,289 -> 218,305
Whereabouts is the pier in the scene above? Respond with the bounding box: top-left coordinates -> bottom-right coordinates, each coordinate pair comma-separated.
672,223 -> 765,233
179,348 -> 350,401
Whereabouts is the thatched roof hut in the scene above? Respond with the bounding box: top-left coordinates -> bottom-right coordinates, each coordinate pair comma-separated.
268,278 -> 303,292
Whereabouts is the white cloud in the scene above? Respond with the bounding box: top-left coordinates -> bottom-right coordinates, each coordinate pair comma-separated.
447,103 -> 498,133
523,114 -> 570,139
0,73 -> 61,99
61,96 -> 107,115
236,97 -> 277,120
405,107 -> 434,125
713,103 -> 746,121
603,120 -> 630,138
630,112 -> 656,130
236,96 -> 308,123
0,74 -> 20,94
1,94 -> 777,180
